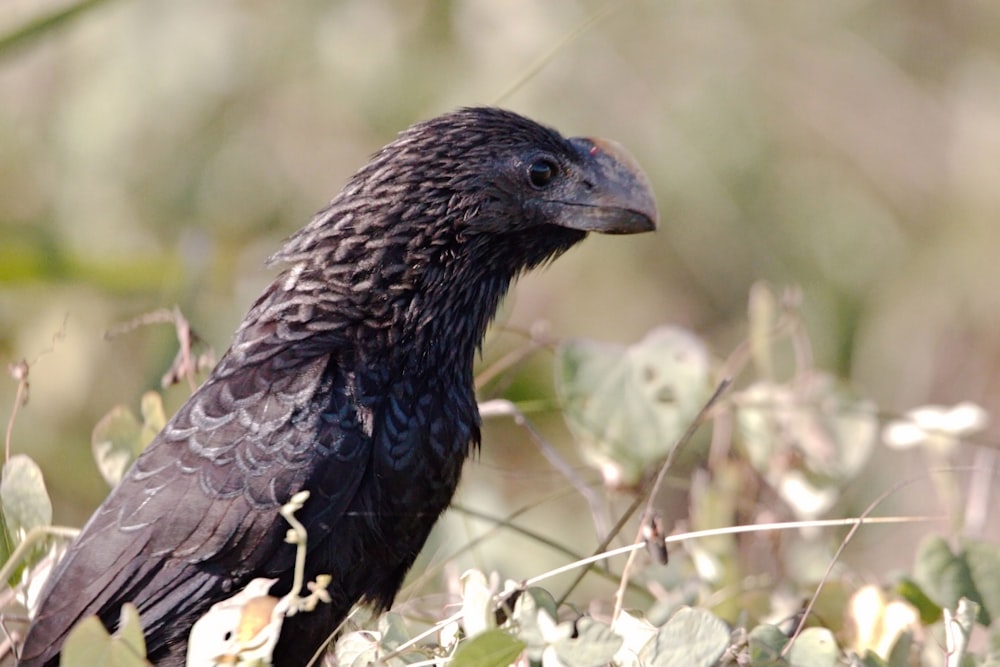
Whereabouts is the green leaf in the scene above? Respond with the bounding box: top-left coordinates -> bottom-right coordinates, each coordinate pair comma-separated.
612,610 -> 659,665
787,627 -> 837,667
639,607 -> 729,667
377,611 -> 411,652
895,576 -> 942,625
61,605 -> 147,667
965,539 -> 1000,623
0,0 -> 117,58
333,630 -> 380,667
856,650 -> 889,667
886,631 -> 913,667
138,391 -> 167,445
0,506 -> 14,574
942,599 -> 978,667
522,587 -> 558,622
735,374 -> 876,519
551,617 -> 622,667
91,392 -> 166,488
0,454 -> 52,540
914,536 -> 990,625
747,624 -> 788,664
450,629 -> 525,667
91,405 -> 143,487
115,604 -> 147,656
556,326 -> 711,487
511,590 -> 566,661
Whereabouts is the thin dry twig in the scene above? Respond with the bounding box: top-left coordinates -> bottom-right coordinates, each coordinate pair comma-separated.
610,378 -> 732,624
401,484 -> 582,600
4,315 -> 68,462
474,327 -> 551,391
479,399 -> 610,537
105,305 -> 214,392
382,514 -> 940,663
491,0 -> 624,105
4,361 -> 29,464
553,379 -> 732,610
779,468 -> 975,657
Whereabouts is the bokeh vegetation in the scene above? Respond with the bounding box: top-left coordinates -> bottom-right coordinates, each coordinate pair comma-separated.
1,1 -> 999,665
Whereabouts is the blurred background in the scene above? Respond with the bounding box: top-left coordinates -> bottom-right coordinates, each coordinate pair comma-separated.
1,0 -> 999,616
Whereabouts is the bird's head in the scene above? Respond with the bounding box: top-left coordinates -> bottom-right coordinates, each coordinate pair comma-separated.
267,107 -> 657,362
402,108 -> 659,243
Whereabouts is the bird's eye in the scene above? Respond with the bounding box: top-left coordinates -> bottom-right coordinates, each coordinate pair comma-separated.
527,159 -> 557,188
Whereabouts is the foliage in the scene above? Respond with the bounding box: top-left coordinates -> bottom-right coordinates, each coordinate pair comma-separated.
91,391 -> 166,488
2,2 -> 1000,665
556,326 -> 712,488
2,285 -> 999,666
60,604 -> 146,667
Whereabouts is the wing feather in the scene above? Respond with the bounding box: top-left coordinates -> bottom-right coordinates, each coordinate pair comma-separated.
20,341 -> 372,665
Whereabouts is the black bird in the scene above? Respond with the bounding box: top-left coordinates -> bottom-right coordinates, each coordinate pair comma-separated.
18,107 -> 657,666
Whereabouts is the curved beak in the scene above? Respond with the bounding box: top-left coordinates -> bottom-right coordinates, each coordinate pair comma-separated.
545,137 -> 659,235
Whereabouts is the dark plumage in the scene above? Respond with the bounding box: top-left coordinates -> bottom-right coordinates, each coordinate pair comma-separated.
18,107 -> 657,666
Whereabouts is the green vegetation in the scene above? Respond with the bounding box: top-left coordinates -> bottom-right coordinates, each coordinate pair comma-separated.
2,2 -> 999,665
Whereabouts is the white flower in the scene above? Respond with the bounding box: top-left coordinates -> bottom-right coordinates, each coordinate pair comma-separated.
882,402 -> 988,454
779,470 -> 838,519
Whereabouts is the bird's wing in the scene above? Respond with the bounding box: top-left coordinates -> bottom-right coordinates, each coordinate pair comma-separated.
22,338 -> 371,661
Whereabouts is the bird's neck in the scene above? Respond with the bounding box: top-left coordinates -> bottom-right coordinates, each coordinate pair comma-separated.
262,226 -> 576,379
423,269 -> 510,344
